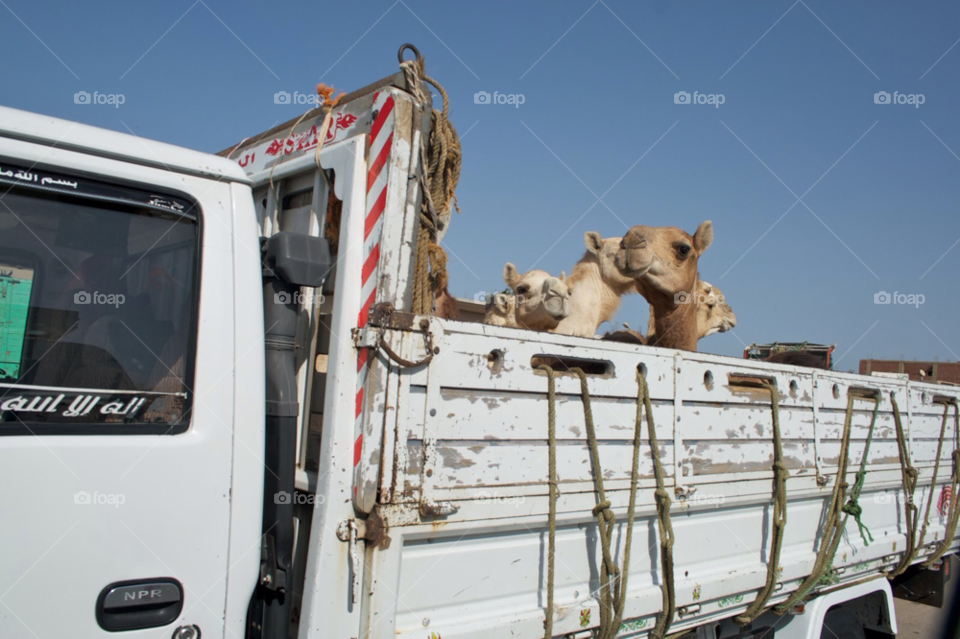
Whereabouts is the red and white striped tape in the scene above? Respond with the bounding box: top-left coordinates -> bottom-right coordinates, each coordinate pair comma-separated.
354,91 -> 395,470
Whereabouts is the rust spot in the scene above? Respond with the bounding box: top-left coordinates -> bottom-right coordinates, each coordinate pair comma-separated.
364,508 -> 392,549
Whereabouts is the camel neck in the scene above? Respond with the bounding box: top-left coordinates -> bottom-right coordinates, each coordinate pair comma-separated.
645,282 -> 700,351
556,258 -> 624,335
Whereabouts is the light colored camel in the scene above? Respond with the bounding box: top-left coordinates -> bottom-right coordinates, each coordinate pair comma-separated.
552,232 -> 639,337
645,280 -> 735,345
615,221 -> 713,351
502,264 -> 570,331
483,292 -> 518,327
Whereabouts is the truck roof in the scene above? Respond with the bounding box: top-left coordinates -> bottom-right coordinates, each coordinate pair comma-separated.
0,106 -> 250,184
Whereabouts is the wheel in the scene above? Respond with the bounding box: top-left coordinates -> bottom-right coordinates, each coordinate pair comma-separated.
820,606 -> 865,639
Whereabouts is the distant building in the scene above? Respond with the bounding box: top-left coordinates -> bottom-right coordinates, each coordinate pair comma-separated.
859,359 -> 960,385
454,297 -> 485,324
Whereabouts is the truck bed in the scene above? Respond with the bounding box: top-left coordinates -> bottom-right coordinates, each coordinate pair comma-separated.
359,317 -> 959,638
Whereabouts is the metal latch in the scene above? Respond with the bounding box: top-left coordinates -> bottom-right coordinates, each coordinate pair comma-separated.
419,499 -> 459,517
336,520 -> 364,604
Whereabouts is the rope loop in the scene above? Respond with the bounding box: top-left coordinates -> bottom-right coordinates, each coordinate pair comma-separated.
734,380 -> 789,626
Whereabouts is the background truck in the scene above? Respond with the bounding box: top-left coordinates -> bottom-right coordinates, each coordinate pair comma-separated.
0,46 -> 957,639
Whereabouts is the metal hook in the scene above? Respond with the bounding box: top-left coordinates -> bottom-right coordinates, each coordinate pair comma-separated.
397,43 -> 423,66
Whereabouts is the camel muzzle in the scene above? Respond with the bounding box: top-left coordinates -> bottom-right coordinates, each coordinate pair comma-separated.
541,279 -> 570,319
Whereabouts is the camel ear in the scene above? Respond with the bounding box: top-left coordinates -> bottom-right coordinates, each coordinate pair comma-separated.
503,263 -> 519,287
559,271 -> 566,283
693,221 -> 713,254
584,231 -> 603,255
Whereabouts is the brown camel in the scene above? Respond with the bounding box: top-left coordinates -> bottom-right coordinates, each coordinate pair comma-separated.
646,280 -> 735,346
432,284 -> 460,319
615,221 -> 713,351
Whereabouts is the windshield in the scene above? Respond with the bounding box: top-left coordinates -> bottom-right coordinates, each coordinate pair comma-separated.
0,162 -> 199,433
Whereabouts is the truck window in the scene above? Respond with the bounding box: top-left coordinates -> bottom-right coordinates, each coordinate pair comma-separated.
0,164 -> 199,432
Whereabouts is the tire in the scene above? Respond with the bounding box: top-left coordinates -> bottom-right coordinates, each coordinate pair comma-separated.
820,606 -> 866,639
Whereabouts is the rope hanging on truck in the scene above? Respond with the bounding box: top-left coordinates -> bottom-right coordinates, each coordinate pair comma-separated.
734,380 -> 788,627
537,367 -> 672,639
919,399 -> 960,568
885,393 -> 921,578
398,48 -> 462,317
774,391 -> 880,614
538,366 -> 559,639
635,369 -> 677,639
574,367 -> 629,638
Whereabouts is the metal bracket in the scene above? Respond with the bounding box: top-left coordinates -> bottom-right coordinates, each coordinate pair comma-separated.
353,327 -> 380,349
259,533 -> 287,592
336,520 -> 362,604
677,603 -> 701,618
675,485 -> 698,500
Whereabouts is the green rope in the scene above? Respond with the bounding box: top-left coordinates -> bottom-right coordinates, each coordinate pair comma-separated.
775,391 -> 880,614
734,380 -> 788,626
636,369 -> 676,639
886,393 -> 920,579
538,366 -> 559,639
841,398 -> 881,548
920,400 -> 960,568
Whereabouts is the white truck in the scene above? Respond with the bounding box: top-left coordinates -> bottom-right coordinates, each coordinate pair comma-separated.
0,45 -> 957,639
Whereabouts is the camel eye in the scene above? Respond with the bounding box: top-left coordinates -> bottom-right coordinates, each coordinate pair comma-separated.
516,285 -> 529,295
676,244 -> 691,258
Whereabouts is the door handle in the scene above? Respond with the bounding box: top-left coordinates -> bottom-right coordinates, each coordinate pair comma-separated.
96,578 -> 183,632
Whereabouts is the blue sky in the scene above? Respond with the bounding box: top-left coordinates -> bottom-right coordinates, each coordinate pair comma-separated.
3,0 -> 959,369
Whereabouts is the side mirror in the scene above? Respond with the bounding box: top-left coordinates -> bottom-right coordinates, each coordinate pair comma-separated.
262,232 -> 331,288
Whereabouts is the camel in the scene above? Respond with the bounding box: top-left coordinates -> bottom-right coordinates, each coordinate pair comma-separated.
552,232 -> 639,337
602,280 -> 735,346
646,280 -> 735,346
483,292 -> 518,327
615,221 -> 713,351
501,264 -> 570,331
432,283 -> 460,320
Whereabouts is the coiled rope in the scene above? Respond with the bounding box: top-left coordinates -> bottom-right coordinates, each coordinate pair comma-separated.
734,380 -> 788,626
774,391 -> 880,614
398,50 -> 462,316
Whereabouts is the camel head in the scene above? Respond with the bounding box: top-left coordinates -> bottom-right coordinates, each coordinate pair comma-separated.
615,221 -> 713,305
483,292 -> 518,327
696,281 -> 736,337
503,263 -> 570,330
618,221 -> 713,351
584,232 -> 636,293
